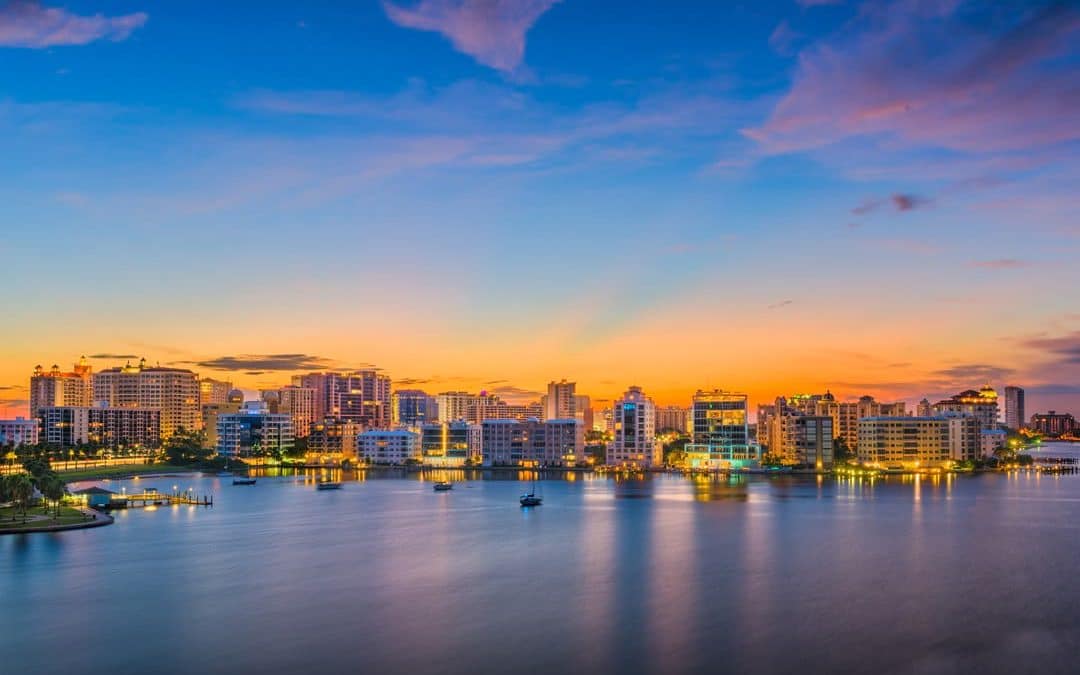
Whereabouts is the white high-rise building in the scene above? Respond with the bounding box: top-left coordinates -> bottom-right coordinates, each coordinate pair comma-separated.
858,415 -> 980,469
481,418 -> 584,467
0,418 -> 40,447
93,359 -> 200,438
358,429 -> 420,465
436,391 -> 474,423
279,385 -> 316,437
1004,386 -> 1025,430
216,402 -> 294,458
608,386 -> 659,468
30,358 -> 93,419
543,380 -> 576,421
199,378 -> 233,406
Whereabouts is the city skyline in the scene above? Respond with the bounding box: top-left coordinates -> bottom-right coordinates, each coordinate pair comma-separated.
2,1 -> 1079,417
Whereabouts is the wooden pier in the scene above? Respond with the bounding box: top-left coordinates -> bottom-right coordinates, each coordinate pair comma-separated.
106,489 -> 213,509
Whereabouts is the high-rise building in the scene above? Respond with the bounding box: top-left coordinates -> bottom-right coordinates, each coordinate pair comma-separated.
857,416 -> 980,469
931,386 -> 999,431
392,389 -> 438,427
504,401 -> 544,420
278,385 -> 316,437
1004,386 -> 1026,430
199,378 -> 233,406
655,405 -> 689,433
1029,411 -> 1076,437
831,395 -> 906,450
467,392 -> 508,424
38,405 -> 161,448
202,401 -> 242,449
216,402 -> 294,458
542,380 -> 576,420
435,391 -> 473,423
607,386 -> 659,468
294,370 -> 391,428
481,418 -> 584,467
419,421 -> 481,466
917,398 -> 932,417
260,389 -> 281,413
30,358 -> 93,419
358,429 -> 420,465
92,359 -> 200,438
307,418 -> 363,463
0,418 -> 40,447
685,390 -> 758,469
793,415 -> 834,470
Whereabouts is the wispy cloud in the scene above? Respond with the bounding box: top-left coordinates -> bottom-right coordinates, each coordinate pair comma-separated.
746,1 -> 1080,155
181,354 -> 336,372
88,352 -> 140,360
852,193 -> 930,215
0,1 -> 147,48
970,258 -> 1031,270
768,299 -> 794,310
381,0 -> 560,73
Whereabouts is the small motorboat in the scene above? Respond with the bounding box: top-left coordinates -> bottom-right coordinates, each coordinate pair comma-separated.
433,481 -> 453,491
519,493 -> 542,507
316,480 -> 342,491
232,478 -> 257,486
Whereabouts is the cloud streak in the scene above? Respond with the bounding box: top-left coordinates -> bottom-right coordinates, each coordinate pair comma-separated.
182,354 -> 336,372
746,1 -> 1080,155
382,0 -> 560,72
0,1 -> 147,48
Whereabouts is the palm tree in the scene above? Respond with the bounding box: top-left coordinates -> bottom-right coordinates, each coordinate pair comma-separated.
7,474 -> 34,523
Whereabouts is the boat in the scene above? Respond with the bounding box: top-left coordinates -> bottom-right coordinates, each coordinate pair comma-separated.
232,477 -> 257,486
433,481 -> 453,491
519,479 -> 543,507
316,480 -> 342,491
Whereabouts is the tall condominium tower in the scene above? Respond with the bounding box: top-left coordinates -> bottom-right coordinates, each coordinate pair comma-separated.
199,378 -> 233,406
29,357 -> 93,419
293,370 -> 391,429
542,379 -> 576,421
1004,386 -> 1025,430
392,389 -> 438,426
607,386 -> 659,468
92,358 -> 200,438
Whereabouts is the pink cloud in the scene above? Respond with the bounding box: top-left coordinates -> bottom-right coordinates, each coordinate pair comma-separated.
0,1 -> 147,48
970,258 -> 1031,270
382,0 -> 560,72
746,1 -> 1080,154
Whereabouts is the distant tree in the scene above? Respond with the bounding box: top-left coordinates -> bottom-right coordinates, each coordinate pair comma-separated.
163,428 -> 212,465
585,430 -> 611,444
6,474 -> 34,522
833,437 -> 852,463
663,437 -> 690,466
22,456 -> 50,482
39,472 -> 67,517
285,437 -> 308,459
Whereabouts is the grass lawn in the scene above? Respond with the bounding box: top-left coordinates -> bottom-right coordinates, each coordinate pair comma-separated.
58,464 -> 197,482
0,504 -> 95,529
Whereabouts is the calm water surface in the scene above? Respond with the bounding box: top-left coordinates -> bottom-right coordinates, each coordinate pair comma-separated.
4,446 -> 1080,675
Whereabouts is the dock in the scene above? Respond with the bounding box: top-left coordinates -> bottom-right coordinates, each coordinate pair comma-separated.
106,489 -> 213,509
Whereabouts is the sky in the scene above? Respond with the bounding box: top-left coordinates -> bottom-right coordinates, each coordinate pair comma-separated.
1,0 -> 1078,417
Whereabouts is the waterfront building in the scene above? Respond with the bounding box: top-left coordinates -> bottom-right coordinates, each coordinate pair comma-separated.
684,390 -> 758,469
38,405 -> 161,448
574,395 -> 593,431
199,378 -> 233,406
358,429 -> 420,465
260,390 -> 281,413
419,421 -> 481,466
607,386 -> 659,468
392,389 -> 438,427
278,385 -> 316,438
857,416 -> 979,469
931,386 -> 999,431
29,357 -> 93,419
0,417 -> 40,447
481,418 -> 584,467
307,418 -> 363,463
93,359 -> 200,438
201,399 -> 242,450
216,402 -> 294,458
656,405 -> 690,433
435,391 -> 473,423
831,396 -> 907,450
1029,411 -> 1076,437
294,370 -> 391,428
542,380 -> 576,420
1004,386 -> 1026,430
793,415 -> 834,470
980,428 -> 1008,456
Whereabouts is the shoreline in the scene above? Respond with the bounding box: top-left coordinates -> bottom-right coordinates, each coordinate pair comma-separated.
0,507 -> 113,536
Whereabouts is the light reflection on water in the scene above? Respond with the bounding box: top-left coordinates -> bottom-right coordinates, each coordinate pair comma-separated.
2,451 -> 1080,675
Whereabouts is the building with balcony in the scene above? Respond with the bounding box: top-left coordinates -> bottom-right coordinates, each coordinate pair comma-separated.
358,429 -> 420,465
0,418 -> 40,447
30,357 -> 92,419
216,402 -> 293,458
419,421 -> 481,466
93,359 -> 200,438
607,386 -> 659,468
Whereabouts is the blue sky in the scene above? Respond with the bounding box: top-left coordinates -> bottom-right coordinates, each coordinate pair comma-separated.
1,0 -> 1078,415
